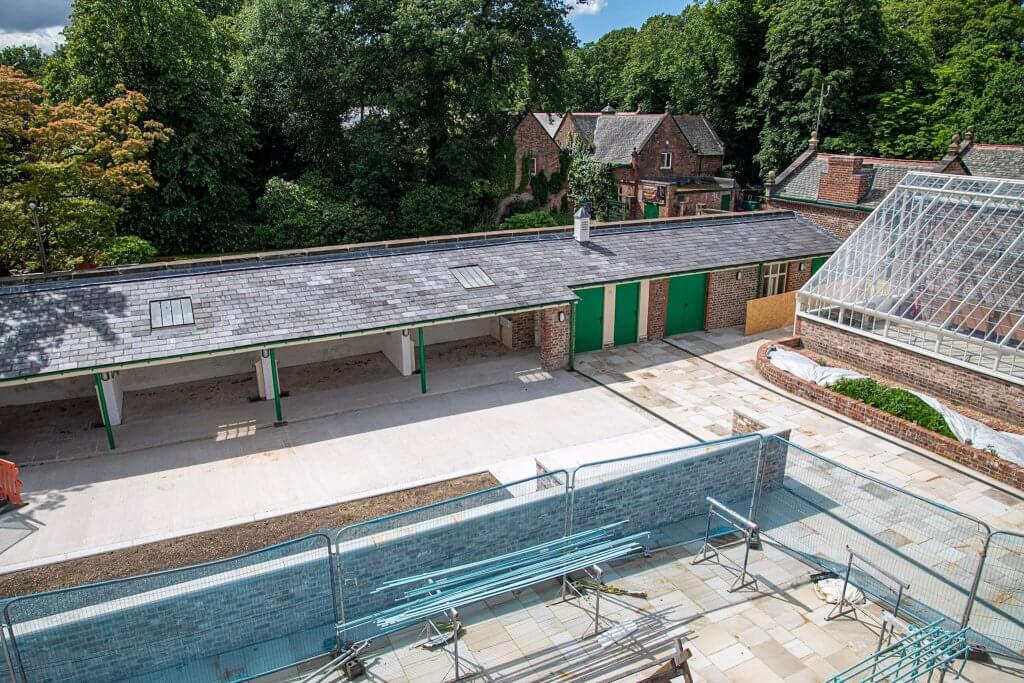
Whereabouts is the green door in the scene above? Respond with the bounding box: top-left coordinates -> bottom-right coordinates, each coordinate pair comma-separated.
613,282 -> 640,346
811,256 -> 828,275
720,194 -> 731,211
665,274 -> 707,336
574,287 -> 604,353
644,202 -> 660,219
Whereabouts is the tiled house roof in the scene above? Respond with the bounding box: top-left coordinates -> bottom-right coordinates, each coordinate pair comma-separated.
0,213 -> 839,381
674,115 -> 724,156
773,153 -> 935,208
590,114 -> 663,165
960,143 -> 1024,180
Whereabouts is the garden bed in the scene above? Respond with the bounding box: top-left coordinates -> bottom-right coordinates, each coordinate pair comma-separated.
756,337 -> 1024,490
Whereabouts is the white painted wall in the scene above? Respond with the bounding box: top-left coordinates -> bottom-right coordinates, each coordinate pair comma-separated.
602,284 -> 616,348
380,330 -> 415,376
419,318 -> 492,345
638,280 -> 651,342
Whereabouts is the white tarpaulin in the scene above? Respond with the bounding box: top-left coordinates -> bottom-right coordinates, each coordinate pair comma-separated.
766,346 -> 1024,466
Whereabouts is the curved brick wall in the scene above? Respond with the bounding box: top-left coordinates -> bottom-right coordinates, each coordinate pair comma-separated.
756,339 -> 1024,490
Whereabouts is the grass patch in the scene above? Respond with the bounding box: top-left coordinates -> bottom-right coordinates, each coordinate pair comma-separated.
830,377 -> 956,440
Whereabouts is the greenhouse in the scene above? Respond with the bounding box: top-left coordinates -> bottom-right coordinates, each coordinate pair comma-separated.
797,172 -> 1024,382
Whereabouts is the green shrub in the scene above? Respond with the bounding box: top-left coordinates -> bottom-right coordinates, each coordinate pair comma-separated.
501,211 -> 560,229
97,236 -> 157,266
398,185 -> 474,237
831,378 -> 884,404
830,378 -> 956,439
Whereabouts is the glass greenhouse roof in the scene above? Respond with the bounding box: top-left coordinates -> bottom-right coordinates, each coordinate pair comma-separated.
798,172 -> 1024,383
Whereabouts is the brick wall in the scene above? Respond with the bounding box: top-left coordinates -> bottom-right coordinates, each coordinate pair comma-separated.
797,316 -> 1024,424
818,156 -> 873,204
636,115 -> 701,178
540,305 -> 570,370
756,340 -> 1024,490
767,198 -> 865,240
506,311 -> 535,350
786,260 -> 813,292
647,278 -> 668,339
678,189 -> 729,216
706,266 -> 760,329
513,114 -> 563,206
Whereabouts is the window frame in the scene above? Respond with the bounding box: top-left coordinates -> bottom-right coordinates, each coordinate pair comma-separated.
527,156 -> 537,177
762,262 -> 788,297
660,152 -> 673,170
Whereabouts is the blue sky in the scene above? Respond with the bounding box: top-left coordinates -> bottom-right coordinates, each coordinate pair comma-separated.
0,0 -> 684,51
569,0 -> 687,44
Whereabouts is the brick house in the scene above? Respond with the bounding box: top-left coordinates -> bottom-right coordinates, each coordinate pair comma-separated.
766,130 -> 966,240
514,106 -> 735,220
505,112 -> 568,215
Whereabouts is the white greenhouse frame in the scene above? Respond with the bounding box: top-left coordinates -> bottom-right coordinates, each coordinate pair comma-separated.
797,172 -> 1024,384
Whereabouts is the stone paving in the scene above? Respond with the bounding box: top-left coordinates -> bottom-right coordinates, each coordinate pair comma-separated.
280,539 -> 1018,682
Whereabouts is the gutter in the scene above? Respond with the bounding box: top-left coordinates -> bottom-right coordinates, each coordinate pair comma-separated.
772,194 -> 873,214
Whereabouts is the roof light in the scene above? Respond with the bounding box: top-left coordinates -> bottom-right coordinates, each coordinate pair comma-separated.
450,265 -> 495,289
150,297 -> 195,329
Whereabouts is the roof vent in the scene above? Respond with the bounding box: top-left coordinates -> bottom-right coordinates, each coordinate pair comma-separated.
574,203 -> 592,243
150,297 -> 195,329
600,104 -> 616,115
450,265 -> 494,289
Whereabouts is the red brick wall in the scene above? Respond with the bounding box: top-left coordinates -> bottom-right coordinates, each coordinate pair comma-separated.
506,311 -> 535,350
818,156 -> 873,204
797,316 -> 1024,424
647,278 -> 668,339
540,305 -> 571,370
756,341 -> 1024,489
706,266 -> 760,329
678,189 -> 729,215
635,115 -> 700,178
513,114 -> 563,201
767,198 -> 865,240
786,260 -> 813,292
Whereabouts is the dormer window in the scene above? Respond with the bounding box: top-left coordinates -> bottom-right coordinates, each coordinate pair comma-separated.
660,152 -> 673,170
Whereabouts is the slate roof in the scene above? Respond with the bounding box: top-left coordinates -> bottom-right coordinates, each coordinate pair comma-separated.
674,115 -> 724,156
961,143 -> 1024,180
591,114 -> 663,165
0,213 -> 839,381
773,153 -> 934,207
532,113 -> 564,139
571,114 -> 599,143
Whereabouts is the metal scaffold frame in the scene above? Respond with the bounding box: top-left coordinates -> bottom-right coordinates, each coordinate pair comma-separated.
691,497 -> 760,592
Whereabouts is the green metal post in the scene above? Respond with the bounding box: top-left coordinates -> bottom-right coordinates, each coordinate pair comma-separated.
568,303 -> 577,371
269,348 -> 284,423
418,327 -> 427,394
93,373 -> 116,450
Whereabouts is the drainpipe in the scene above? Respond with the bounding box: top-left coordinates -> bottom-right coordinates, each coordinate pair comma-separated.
269,348 -> 285,425
568,303 -> 577,371
418,327 -> 427,394
756,263 -> 764,298
93,373 -> 116,450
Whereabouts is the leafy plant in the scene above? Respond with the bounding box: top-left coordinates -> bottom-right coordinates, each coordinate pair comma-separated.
501,211 -> 561,229
98,236 -> 158,266
830,377 -> 956,439
398,185 -> 474,237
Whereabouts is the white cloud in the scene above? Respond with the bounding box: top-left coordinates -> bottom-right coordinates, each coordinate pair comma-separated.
0,25 -> 65,52
567,0 -> 608,17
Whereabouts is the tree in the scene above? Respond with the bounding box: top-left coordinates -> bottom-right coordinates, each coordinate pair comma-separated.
0,67 -> 169,275
617,15 -> 686,112
47,0 -> 254,254
750,0 -> 887,176
973,57 -> 1024,144
565,28 -> 637,111
565,135 -> 616,219
0,45 -> 48,78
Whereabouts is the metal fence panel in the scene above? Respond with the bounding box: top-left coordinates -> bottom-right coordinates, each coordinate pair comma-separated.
3,534 -> 336,683
333,472 -> 570,642
755,437 -> 990,637
967,532 -> 1024,660
568,434 -> 774,549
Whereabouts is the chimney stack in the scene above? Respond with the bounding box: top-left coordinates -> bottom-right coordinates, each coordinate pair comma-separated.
574,203 -> 592,243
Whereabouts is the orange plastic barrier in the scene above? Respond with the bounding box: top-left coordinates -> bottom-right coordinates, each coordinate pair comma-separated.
0,459 -> 23,506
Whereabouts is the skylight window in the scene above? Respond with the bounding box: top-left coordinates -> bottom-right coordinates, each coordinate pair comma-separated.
450,265 -> 495,289
150,297 -> 195,329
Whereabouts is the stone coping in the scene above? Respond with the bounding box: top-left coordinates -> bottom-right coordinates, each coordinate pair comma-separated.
756,337 -> 1024,491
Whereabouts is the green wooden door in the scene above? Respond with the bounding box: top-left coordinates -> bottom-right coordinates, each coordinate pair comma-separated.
644,202 -> 660,219
613,282 -> 640,346
811,256 -> 828,275
574,287 -> 604,353
720,194 -> 731,211
665,274 -> 707,336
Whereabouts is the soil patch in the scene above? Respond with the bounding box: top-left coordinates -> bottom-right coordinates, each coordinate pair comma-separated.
0,471 -> 498,597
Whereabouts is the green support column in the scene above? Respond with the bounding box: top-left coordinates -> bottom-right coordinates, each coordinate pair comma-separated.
756,262 -> 765,298
269,348 -> 284,424
568,303 -> 577,371
93,373 -> 116,450
418,327 -> 427,394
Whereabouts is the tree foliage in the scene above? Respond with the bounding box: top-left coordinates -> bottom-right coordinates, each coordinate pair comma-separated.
0,67 -> 169,274
0,46 -> 48,78
565,134 -> 616,219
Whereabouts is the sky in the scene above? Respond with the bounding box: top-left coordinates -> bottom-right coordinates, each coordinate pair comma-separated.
0,0 -> 681,52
